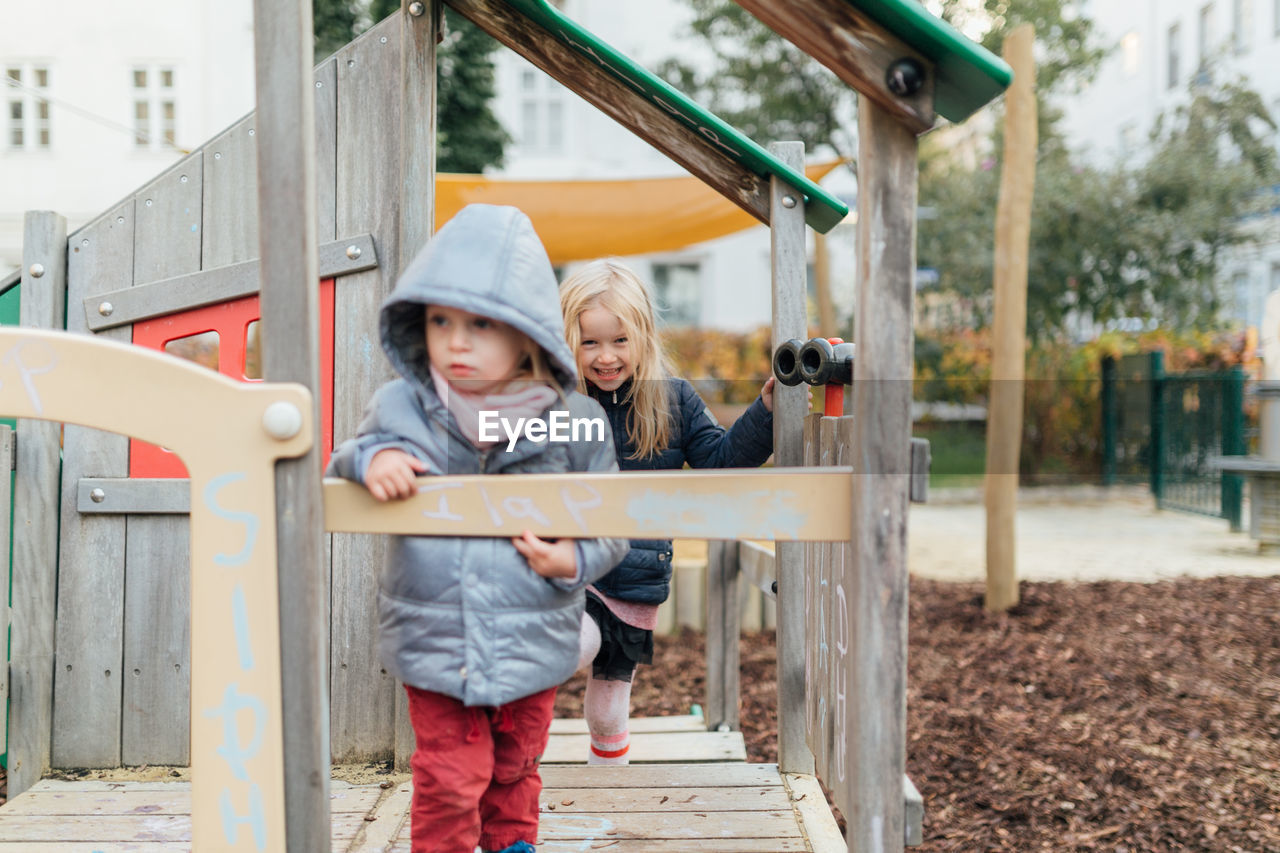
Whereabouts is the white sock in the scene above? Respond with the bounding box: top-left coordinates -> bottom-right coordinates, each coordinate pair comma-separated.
585,676 -> 632,765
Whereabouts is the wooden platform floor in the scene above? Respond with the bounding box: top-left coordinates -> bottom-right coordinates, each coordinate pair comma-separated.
0,717 -> 843,852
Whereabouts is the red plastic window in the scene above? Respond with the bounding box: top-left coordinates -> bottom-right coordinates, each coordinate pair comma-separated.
129,279 -> 335,477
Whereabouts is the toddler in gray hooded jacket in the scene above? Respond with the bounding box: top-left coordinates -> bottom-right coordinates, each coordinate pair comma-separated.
327,204 -> 626,853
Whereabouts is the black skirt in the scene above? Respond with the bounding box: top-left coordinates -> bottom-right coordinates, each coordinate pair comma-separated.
584,590 -> 655,682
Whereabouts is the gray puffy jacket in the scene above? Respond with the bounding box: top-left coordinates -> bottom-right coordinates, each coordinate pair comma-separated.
327,205 -> 626,707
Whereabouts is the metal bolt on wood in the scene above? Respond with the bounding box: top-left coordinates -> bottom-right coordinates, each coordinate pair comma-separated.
98,302 -> 114,316
28,263 -> 45,278
782,195 -> 797,208
90,489 -> 105,503
345,245 -> 362,260
409,1 -> 425,15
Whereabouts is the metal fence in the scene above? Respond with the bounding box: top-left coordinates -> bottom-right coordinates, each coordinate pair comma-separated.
1102,352 -> 1246,528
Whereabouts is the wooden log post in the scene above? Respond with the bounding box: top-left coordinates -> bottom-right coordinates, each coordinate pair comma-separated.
251,0 -> 329,848
984,24 -> 1036,614
848,99 -> 916,852
769,140 -> 816,775
8,211 -> 67,799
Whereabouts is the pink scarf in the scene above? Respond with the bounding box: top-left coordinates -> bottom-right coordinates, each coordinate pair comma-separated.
429,364 -> 559,448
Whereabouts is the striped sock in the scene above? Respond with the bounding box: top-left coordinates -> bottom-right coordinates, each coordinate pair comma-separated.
588,729 -> 630,765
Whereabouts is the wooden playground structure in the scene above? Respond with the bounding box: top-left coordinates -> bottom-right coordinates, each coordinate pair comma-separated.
0,1 -> 1010,850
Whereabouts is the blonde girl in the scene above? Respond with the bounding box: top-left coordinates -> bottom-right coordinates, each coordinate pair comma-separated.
560,258 -> 775,764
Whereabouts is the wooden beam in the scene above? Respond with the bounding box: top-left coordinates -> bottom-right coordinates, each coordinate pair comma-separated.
848,96 -> 918,851
443,0 -> 774,226
251,0 -> 330,849
735,0 -> 936,134
81,234 -> 377,332
323,468 -> 856,541
984,24 -> 1036,614
8,211 -> 67,800
704,541 -> 742,732
769,141 -> 816,776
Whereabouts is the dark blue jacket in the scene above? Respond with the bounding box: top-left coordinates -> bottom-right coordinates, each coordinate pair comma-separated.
589,377 -> 773,604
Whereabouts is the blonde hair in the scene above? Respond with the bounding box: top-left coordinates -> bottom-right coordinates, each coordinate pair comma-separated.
561,259 -> 673,459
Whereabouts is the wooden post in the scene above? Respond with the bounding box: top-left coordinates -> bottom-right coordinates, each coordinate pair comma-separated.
391,0 -> 442,770
704,540 -> 741,731
814,231 -> 836,332
769,140 -> 816,775
251,0 -> 329,849
9,211 -> 67,799
984,24 -> 1036,614
849,100 -> 916,853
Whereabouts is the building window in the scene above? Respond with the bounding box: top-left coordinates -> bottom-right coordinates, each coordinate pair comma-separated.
651,262 -> 701,327
1121,31 -> 1140,75
1233,0 -> 1250,52
1167,23 -> 1181,88
4,63 -> 51,151
1198,3 -> 1214,67
132,65 -> 176,149
517,70 -> 565,155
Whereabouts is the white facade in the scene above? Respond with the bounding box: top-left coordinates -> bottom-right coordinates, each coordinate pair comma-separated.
1,0 -> 257,278
1058,0 -> 1280,330
486,0 -> 859,333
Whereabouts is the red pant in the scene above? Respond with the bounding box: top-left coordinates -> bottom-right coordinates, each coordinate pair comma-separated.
405,684 -> 557,853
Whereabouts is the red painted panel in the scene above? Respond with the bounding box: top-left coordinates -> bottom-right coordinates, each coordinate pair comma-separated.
129,278 -> 336,477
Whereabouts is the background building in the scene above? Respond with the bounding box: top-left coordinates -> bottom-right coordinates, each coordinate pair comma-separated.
1,0 -> 256,278
1057,0 -> 1280,330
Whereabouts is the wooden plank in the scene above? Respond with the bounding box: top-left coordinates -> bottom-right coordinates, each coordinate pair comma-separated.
536,841 -> 808,853
739,541 -> 777,599
542,731 -> 746,764
332,12 -> 403,767
847,96 -> 918,851
121,158 -> 203,769
0,812 -> 368,843
0,784 -> 379,816
203,115 -> 259,268
0,425 -> 11,758
550,715 -> 705,735
52,199 -> 134,771
735,0 -> 936,134
399,0 -> 437,268
252,0 -> 330,849
82,234 -> 377,332
704,540 -> 741,731
77,478 -> 189,513
9,210 -> 68,799
536,809 -> 804,841
769,140 -> 815,778
323,468 -> 856,540
445,0 -> 774,227
785,773 -> 846,853
315,57 -> 338,242
539,786 -> 792,812
347,781 -> 411,853
0,845 -> 191,852
540,763 -> 783,788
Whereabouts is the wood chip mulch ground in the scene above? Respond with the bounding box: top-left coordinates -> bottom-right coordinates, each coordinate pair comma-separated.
556,575 -> 1280,852
4,575 -> 1276,852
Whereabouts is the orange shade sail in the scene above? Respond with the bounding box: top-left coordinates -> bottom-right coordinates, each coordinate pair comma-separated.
435,160 -> 846,265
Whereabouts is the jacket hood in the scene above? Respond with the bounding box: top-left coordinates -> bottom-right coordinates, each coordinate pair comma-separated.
380,204 -> 577,391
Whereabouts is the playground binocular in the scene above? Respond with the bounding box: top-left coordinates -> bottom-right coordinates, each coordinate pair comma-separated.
773,337 -> 856,387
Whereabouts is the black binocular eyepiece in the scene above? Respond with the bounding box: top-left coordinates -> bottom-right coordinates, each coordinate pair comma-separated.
773,337 -> 856,386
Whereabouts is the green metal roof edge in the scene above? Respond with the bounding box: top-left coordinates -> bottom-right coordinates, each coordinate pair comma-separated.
501,0 -> 849,233
851,0 -> 1013,123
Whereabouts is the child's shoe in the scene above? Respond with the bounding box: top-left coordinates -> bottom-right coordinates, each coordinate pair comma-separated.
486,843 -> 535,853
